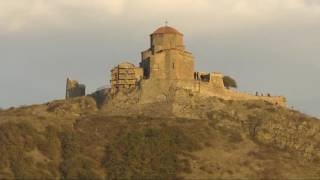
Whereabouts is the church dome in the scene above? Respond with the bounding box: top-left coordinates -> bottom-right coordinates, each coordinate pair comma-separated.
152,26 -> 183,36
117,62 -> 135,69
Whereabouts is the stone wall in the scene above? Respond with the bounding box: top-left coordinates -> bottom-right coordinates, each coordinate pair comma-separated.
138,79 -> 287,107
196,83 -> 287,106
140,49 -> 194,80
110,62 -> 143,93
140,28 -> 194,81
210,73 -> 225,88
151,33 -> 185,52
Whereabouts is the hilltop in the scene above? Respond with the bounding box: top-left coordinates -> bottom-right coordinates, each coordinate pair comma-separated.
0,25 -> 319,179
0,94 -> 319,179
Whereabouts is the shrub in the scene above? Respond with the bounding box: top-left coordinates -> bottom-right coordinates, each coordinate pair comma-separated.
59,128 -> 103,179
89,90 -> 108,108
37,126 -> 60,160
103,127 -> 199,179
60,156 -> 101,179
223,76 -> 237,89
0,122 -> 56,179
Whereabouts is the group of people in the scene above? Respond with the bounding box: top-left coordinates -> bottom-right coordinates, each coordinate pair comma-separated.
194,72 -> 209,81
256,92 -> 271,97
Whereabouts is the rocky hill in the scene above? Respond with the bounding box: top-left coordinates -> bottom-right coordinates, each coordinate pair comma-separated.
0,93 -> 319,179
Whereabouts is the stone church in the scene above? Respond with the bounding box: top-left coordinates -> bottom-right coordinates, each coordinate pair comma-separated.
67,25 -> 287,107
111,26 -> 225,91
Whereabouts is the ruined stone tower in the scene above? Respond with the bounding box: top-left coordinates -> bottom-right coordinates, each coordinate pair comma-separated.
65,78 -> 86,99
140,26 -> 194,80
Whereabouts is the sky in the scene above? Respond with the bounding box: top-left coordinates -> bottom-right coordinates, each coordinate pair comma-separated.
0,0 -> 319,117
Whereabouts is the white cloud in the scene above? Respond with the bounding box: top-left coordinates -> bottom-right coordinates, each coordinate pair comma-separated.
0,0 -> 319,33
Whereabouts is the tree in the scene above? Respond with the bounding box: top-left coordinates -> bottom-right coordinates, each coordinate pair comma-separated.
223,76 -> 237,89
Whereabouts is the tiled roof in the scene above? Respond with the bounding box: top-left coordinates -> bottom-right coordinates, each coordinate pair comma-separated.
117,62 -> 135,69
152,26 -> 183,35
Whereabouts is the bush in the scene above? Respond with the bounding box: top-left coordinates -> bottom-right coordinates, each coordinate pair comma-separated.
60,156 -> 101,179
90,89 -> 108,108
0,122 -> 55,179
37,126 -> 60,160
223,76 -> 237,89
59,129 -> 102,179
103,127 -> 199,179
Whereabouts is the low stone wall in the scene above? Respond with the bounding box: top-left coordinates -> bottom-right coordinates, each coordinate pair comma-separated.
139,79 -> 287,107
197,83 -> 287,106
223,89 -> 287,106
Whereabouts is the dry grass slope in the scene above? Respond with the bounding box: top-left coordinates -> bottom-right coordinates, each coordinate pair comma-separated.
0,96 -> 319,179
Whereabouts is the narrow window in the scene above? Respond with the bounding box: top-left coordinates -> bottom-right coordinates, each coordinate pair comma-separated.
172,63 -> 175,69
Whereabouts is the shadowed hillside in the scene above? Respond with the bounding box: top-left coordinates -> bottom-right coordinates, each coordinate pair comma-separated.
0,96 -> 319,179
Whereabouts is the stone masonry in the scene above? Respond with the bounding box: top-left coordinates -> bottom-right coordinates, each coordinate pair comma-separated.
65,78 -> 86,99
110,62 -> 143,93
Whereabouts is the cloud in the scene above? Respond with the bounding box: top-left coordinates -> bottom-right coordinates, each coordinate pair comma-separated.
0,0 -> 319,117
0,0 -> 125,32
0,0 -> 319,33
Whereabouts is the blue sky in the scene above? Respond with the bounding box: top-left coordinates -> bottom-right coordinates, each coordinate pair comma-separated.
0,0 -> 319,117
